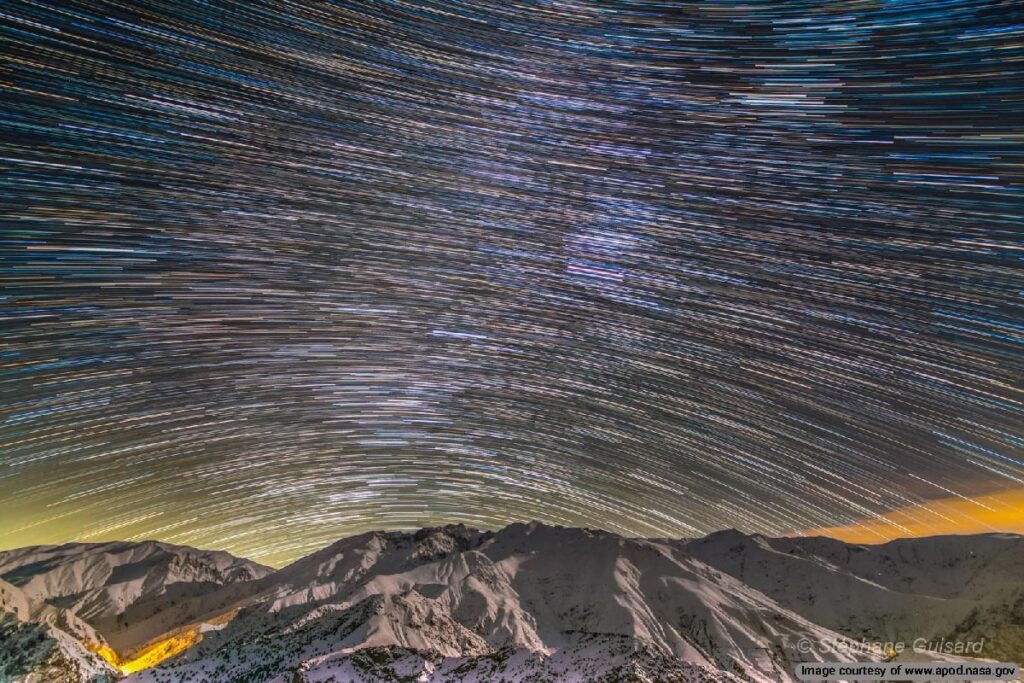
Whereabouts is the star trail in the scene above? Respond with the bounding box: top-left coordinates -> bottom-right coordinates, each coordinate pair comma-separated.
1,0 -> 1022,566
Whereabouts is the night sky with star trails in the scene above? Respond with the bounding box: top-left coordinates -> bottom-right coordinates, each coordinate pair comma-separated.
0,0 -> 1022,567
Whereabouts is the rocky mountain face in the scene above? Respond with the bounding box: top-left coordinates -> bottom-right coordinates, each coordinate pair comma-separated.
0,541 -> 273,682
687,530 -> 1024,647
0,526 -> 1020,683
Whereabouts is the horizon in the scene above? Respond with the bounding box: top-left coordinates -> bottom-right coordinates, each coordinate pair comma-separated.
5,515 -> 1023,570
6,484 -> 1023,567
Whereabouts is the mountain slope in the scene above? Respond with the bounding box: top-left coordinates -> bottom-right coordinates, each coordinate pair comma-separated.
126,523 -> 864,683
0,611 -> 117,683
2,527 -> 1021,682
0,540 -> 272,621
1,575 -> 118,682
687,529 -> 1024,653
0,541 -> 272,674
759,532 -> 1023,600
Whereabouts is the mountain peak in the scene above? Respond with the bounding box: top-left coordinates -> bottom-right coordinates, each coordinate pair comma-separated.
703,527 -> 749,539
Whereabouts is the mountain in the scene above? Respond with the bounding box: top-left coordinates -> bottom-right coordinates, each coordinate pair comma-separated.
0,541 -> 272,679
687,530 -> 1024,649
0,609 -> 116,683
0,526 -> 1020,683
126,523 -> 857,683
1,574 -> 116,683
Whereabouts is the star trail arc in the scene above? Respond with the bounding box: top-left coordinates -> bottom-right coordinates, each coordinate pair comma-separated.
0,0 -> 1022,566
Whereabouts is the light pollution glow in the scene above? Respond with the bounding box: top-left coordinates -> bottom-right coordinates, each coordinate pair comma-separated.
804,488 -> 1024,544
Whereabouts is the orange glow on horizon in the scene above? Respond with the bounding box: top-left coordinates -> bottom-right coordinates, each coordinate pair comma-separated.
805,488 -> 1024,544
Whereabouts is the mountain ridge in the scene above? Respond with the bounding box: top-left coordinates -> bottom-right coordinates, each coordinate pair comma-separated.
1,525 -> 1020,683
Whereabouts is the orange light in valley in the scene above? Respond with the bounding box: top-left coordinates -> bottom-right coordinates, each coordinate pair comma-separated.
87,609 -> 241,674
87,643 -> 121,669
805,487 -> 1024,543
119,629 -> 202,674
89,629 -> 202,674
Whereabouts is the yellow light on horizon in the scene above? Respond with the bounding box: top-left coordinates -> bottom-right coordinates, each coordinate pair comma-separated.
805,488 -> 1024,544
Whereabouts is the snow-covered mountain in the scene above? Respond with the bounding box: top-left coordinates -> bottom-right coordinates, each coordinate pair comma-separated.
0,526 -> 1020,683
0,541 -> 272,681
0,609 -> 116,683
687,530 -> 1024,644
126,523 -> 858,683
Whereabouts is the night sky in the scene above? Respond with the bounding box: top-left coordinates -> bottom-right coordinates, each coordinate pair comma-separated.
1,0 -> 1021,567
